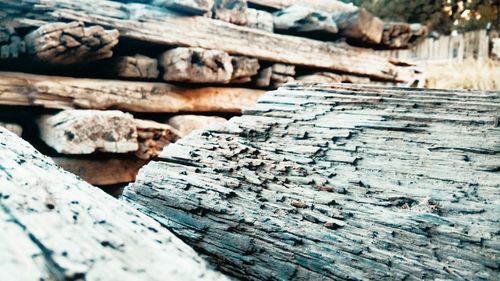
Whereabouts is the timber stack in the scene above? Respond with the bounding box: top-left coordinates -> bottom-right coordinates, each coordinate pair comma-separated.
0,0 -> 426,188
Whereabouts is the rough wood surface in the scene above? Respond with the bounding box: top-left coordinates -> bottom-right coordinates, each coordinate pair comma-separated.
230,56 -> 260,83
134,119 -> 180,160
53,157 -> 148,185
244,8 -> 273,32
255,63 -> 295,88
168,115 -> 227,137
273,6 -> 338,35
38,110 -> 138,154
213,0 -> 248,26
24,22 -> 119,65
124,84 -> 500,280
0,122 -> 22,136
159,47 -> 234,83
103,54 -> 159,79
332,9 -> 384,44
0,127 -> 228,281
153,0 -> 214,15
248,0 -> 358,13
0,71 -> 265,113
0,0 -> 413,81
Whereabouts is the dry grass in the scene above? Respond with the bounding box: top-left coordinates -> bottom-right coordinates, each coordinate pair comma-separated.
425,59 -> 500,91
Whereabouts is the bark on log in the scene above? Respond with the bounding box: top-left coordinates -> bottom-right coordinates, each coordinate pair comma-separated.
0,0 -> 413,81
0,122 -> 22,136
38,110 -> 138,154
230,56 -> 260,83
159,47 -> 234,83
244,8 -> 274,32
332,9 -> 384,44
0,71 -> 265,113
168,115 -> 227,137
213,0 -> 248,26
248,0 -> 358,13
124,84 -> 500,280
53,156 -> 148,185
273,6 -> 338,35
134,119 -> 180,160
152,0 -> 215,15
24,22 -> 119,65
103,54 -> 160,79
0,127 -> 228,281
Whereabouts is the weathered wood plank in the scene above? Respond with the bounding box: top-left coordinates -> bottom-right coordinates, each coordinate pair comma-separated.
103,54 -> 160,79
134,119 -> 180,160
0,127 -> 228,281
0,0 -> 414,81
168,114 -> 227,137
124,84 -> 500,280
273,5 -> 338,35
0,71 -> 265,113
248,0 -> 358,13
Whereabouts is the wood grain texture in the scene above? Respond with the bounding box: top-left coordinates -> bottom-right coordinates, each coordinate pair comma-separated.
0,127 -> 229,281
0,71 -> 265,113
0,0 -> 414,81
124,84 -> 500,280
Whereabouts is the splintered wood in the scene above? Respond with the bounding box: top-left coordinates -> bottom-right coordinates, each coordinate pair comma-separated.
0,128 -> 228,281
124,84 -> 500,280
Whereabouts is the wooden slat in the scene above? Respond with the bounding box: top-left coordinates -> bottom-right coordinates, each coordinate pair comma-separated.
0,71 -> 264,113
0,128 -> 228,281
124,84 -> 500,280
0,0 -> 413,81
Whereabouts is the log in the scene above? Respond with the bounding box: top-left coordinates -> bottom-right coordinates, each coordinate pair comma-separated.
103,54 -> 160,79
38,110 -> 138,154
273,5 -> 338,35
0,0 -> 413,81
134,119 -> 180,160
244,8 -> 273,32
255,63 -> 295,88
0,71 -> 265,113
212,0 -> 248,26
159,47 -> 234,83
152,0 -> 214,15
0,127 -> 228,281
230,56 -> 260,83
331,8 -> 384,44
168,114 -> 227,137
0,122 -> 22,136
53,156 -> 148,185
124,84 -> 500,280
296,72 -> 370,84
248,0 -> 358,13
24,21 -> 119,65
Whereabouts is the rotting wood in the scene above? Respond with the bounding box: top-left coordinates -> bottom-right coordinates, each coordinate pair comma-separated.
255,63 -> 295,88
134,119 -> 180,160
152,0 -> 215,15
230,56 -> 260,83
168,114 -> 227,137
244,8 -> 273,32
0,71 -> 265,113
38,110 -> 138,154
0,0 -> 414,81
331,8 -> 384,44
53,156 -> 148,186
213,0 -> 248,26
0,122 -> 22,136
159,47 -> 234,83
124,84 -> 500,280
0,127 -> 228,281
102,54 -> 159,79
24,21 -> 119,65
248,0 -> 358,13
273,5 -> 338,35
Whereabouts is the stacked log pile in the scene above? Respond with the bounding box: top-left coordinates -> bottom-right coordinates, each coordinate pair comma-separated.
0,0 -> 425,187
124,84 -> 500,280
0,127 -> 229,281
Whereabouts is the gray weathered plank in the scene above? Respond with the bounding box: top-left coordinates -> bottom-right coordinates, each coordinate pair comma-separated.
124,84 -> 500,280
0,127 -> 228,281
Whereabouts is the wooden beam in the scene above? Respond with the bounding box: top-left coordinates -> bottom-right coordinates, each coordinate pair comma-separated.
0,71 -> 265,113
124,84 -> 500,280
103,54 -> 160,79
152,0 -> 214,15
1,0 -> 413,81
134,119 -> 180,160
38,110 -> 139,154
230,56 -> 260,83
248,0 -> 358,12
0,127 -> 228,281
273,5 -> 338,34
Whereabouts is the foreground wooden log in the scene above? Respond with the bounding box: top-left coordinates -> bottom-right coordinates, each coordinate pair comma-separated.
53,156 -> 148,185
24,22 -> 119,65
124,84 -> 500,280
0,71 -> 265,113
1,0 -> 413,81
159,47 -> 233,83
0,128 -> 228,280
38,110 -> 138,154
